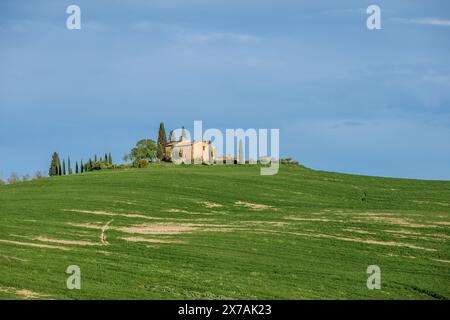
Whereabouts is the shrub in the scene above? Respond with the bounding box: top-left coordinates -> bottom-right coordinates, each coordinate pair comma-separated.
111,164 -> 132,170
134,158 -> 150,168
361,191 -> 367,202
280,157 -> 299,165
89,161 -> 113,171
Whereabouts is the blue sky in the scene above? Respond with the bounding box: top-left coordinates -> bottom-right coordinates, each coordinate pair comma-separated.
1,0 -> 449,180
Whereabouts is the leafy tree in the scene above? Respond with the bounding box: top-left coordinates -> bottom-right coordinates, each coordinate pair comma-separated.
124,139 -> 157,166
49,152 -> 61,176
68,157 -> 73,175
34,171 -> 45,180
22,174 -> 31,182
8,173 -> 20,184
157,122 -> 168,161
0,178 -> 6,185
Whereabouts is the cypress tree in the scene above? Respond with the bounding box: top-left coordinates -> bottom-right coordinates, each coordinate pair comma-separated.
169,130 -> 176,142
108,153 -> 112,165
57,157 -> 62,176
104,153 -> 108,163
49,152 -> 61,176
94,155 -> 97,162
68,157 -> 73,175
100,156 -> 103,163
89,158 -> 93,171
62,159 -> 66,175
80,160 -> 84,173
157,122 -> 168,160
75,161 -> 79,174
156,144 -> 164,162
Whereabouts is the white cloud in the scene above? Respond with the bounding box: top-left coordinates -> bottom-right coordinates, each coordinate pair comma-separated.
414,18 -> 450,27
182,32 -> 260,44
397,18 -> 450,27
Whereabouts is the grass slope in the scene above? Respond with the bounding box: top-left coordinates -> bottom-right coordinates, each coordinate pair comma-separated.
0,164 -> 449,299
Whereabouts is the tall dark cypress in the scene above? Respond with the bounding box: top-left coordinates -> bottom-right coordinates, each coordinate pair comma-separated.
62,159 -> 66,175
157,122 -> 168,161
80,160 -> 84,173
57,157 -> 62,176
68,157 -> 73,175
49,152 -> 61,176
94,155 -> 97,162
104,153 -> 108,163
108,153 -> 112,165
89,158 -> 93,171
75,161 -> 79,174
169,130 -> 176,142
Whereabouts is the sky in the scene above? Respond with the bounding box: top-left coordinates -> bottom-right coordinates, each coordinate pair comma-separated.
1,0 -> 450,180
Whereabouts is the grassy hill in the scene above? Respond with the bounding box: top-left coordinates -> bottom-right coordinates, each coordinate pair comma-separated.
0,164 -> 449,299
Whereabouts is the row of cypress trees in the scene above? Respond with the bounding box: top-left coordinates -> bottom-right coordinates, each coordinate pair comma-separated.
49,123 -> 166,176
49,152 -> 113,176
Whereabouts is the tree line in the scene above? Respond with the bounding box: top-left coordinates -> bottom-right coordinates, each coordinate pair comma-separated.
1,122 -> 198,186
46,122 -> 169,178
0,171 -> 46,185
0,152 -> 115,185
49,152 -> 113,176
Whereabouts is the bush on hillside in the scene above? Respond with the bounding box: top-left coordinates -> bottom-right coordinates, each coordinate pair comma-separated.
111,164 -> 132,170
89,161 -> 113,171
280,157 -> 300,165
134,158 -> 149,168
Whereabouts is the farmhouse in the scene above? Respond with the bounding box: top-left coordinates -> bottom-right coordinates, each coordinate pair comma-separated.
165,134 -> 216,164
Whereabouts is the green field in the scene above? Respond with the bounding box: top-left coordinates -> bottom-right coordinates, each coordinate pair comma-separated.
0,164 -> 449,299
